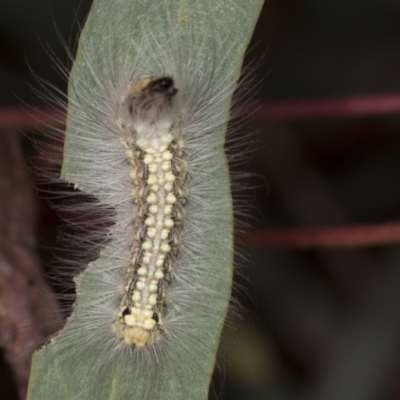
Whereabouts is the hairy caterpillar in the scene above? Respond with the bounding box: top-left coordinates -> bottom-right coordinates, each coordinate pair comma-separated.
112,76 -> 187,346
27,1 -> 263,399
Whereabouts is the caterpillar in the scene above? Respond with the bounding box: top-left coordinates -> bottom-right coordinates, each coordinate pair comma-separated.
112,76 -> 187,347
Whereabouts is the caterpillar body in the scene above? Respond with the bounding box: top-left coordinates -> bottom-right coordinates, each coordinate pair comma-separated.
28,1 -> 263,399
112,76 -> 186,346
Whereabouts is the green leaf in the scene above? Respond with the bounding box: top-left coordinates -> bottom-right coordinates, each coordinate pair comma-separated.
28,1 -> 263,399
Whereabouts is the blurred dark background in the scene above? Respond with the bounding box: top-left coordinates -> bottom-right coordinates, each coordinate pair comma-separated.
1,0 -> 400,399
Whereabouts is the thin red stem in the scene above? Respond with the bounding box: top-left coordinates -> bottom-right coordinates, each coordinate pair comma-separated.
0,107 -> 64,130
239,221 -> 400,248
255,94 -> 400,119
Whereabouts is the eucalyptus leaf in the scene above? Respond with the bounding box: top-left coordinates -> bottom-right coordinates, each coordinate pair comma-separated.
28,1 -> 263,399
